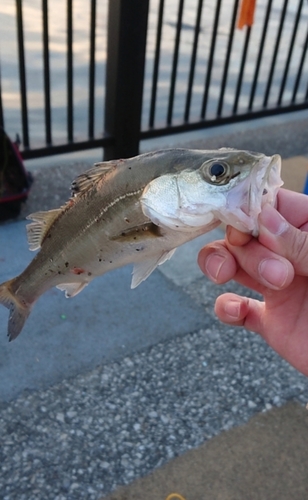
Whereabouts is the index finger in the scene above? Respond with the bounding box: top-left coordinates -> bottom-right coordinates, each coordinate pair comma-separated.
277,189 -> 308,229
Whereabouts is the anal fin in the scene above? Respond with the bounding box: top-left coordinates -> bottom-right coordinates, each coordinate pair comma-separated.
56,282 -> 88,298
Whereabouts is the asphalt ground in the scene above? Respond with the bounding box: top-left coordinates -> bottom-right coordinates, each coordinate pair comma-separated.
0,113 -> 308,499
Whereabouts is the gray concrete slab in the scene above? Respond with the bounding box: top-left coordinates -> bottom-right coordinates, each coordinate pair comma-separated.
103,402 -> 308,500
0,220 -> 210,402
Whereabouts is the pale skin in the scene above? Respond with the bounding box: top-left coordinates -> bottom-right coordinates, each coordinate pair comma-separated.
198,189 -> 308,377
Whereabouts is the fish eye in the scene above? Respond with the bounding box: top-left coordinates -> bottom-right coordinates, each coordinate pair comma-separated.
202,160 -> 230,185
209,163 -> 226,178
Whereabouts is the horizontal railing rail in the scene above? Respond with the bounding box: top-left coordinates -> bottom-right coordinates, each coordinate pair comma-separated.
0,0 -> 307,160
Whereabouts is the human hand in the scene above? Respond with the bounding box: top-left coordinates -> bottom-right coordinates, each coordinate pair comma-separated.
198,189 -> 308,376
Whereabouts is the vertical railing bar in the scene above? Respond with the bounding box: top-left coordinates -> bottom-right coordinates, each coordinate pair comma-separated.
306,81 -> 308,101
184,0 -> 203,122
67,0 -> 73,142
263,0 -> 288,108
248,0 -> 273,111
0,65 -> 4,129
277,0 -> 303,106
149,0 -> 165,128
216,0 -> 240,117
42,0 -> 52,145
167,0 -> 185,125
16,0 -> 30,148
232,26 -> 251,114
88,0 -> 96,139
291,28 -> 308,103
201,0 -> 222,118
104,0 -> 149,159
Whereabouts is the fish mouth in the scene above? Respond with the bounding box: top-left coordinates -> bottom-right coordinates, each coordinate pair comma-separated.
223,153 -> 283,236
249,154 -> 282,213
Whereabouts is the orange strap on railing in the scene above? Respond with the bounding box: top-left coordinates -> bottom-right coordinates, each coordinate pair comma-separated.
237,0 -> 257,29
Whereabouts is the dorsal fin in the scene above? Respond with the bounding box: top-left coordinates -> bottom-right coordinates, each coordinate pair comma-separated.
71,161 -> 115,196
26,209 -> 62,251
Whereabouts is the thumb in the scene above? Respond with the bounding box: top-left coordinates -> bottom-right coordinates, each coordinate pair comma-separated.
258,204 -> 308,276
214,293 -> 265,333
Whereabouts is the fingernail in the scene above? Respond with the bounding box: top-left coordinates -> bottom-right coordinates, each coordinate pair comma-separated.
259,204 -> 288,236
224,300 -> 240,318
205,253 -> 226,282
259,258 -> 289,288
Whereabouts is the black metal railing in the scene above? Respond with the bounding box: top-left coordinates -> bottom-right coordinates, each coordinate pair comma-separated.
15,0 -> 29,150
0,0 -> 307,161
141,0 -> 308,142
42,0 -> 52,146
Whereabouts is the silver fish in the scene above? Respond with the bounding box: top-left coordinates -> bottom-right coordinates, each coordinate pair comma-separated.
0,148 -> 282,341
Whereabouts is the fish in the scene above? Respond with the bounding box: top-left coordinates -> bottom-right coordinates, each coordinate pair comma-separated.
0,148 -> 282,341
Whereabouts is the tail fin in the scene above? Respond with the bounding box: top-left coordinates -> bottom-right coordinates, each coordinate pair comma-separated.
0,279 -> 31,341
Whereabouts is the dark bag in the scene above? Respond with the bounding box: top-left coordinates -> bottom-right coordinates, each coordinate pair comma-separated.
0,128 -> 33,221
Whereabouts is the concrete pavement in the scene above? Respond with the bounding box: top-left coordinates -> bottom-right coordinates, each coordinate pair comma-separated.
104,402 -> 308,500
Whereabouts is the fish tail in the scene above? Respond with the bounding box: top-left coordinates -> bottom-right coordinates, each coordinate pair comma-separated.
0,279 -> 31,341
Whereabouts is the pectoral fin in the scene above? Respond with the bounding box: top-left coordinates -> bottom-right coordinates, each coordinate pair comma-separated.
131,249 -> 176,288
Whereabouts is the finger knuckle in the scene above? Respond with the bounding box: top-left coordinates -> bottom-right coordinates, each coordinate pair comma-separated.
290,231 -> 308,265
